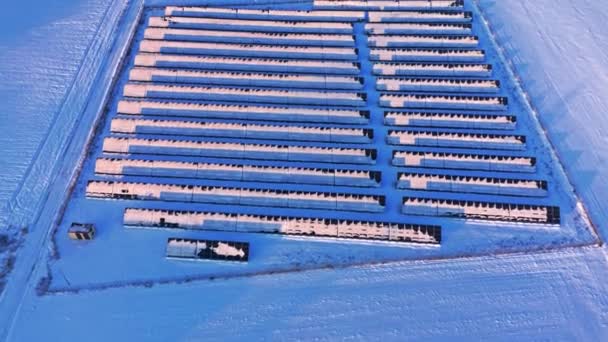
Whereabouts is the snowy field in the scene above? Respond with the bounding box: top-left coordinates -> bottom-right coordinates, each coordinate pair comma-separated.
43,0 -> 596,292
9,247 -> 608,341
0,0 -> 123,293
1,0 -> 608,340
477,0 -> 608,240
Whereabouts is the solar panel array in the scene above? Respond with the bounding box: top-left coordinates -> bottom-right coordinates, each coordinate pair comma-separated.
82,0 -> 565,252
344,0 -> 559,225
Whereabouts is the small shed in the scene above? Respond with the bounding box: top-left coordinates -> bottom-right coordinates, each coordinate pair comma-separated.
68,223 -> 96,240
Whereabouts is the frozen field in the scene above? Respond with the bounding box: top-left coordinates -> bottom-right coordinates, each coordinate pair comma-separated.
9,247 -> 608,341
478,0 -> 608,239
43,0 -> 595,292
1,0 -> 608,340
0,0 -> 120,294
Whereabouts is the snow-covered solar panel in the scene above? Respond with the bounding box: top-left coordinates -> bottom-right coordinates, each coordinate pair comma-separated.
368,10 -> 472,23
134,52 -> 360,74
314,0 -> 464,11
149,16 -> 354,34
95,158 -> 381,187
365,23 -> 472,35
373,63 -> 492,77
369,48 -> 485,62
103,137 -> 377,164
144,28 -> 356,47
387,130 -> 526,150
117,100 -> 370,124
384,111 -> 516,130
380,94 -> 508,111
68,0 -> 568,256
164,7 -> 365,22
138,41 -> 358,60
110,118 -> 373,144
125,208 -> 441,244
392,151 -> 536,173
402,197 -> 560,225
123,84 -> 367,107
129,67 -> 363,90
397,173 -> 548,197
166,238 -> 249,262
377,78 -> 499,93
86,181 -> 386,212
368,35 -> 478,48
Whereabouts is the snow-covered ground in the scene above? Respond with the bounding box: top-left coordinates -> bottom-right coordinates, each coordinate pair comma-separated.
36,0 -> 595,293
9,247 -> 608,341
0,0 -> 122,287
0,0 -> 120,231
1,0 -> 608,340
0,0 -> 138,336
477,0 -> 608,239
0,0 -> 121,311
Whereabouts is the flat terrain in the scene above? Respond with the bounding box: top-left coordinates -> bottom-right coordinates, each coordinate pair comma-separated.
1,0 -> 608,340
10,247 -> 608,341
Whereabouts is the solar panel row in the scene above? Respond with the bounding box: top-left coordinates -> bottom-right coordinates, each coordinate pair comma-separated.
77,2 -> 568,266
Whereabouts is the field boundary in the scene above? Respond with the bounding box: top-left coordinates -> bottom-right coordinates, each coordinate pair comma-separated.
0,1 -> 144,340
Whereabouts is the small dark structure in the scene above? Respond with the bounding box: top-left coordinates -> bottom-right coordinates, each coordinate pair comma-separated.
68,223 -> 96,240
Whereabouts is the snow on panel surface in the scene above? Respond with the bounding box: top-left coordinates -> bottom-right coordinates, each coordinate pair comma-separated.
138,40 -> 358,59
370,48 -> 484,62
116,100 -> 368,123
143,27 -> 356,47
166,238 -> 249,262
365,22 -> 472,35
134,52 -> 360,74
149,16 -> 354,33
163,6 -> 365,21
384,111 -> 515,129
314,0 -> 464,11
368,10 -> 472,23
